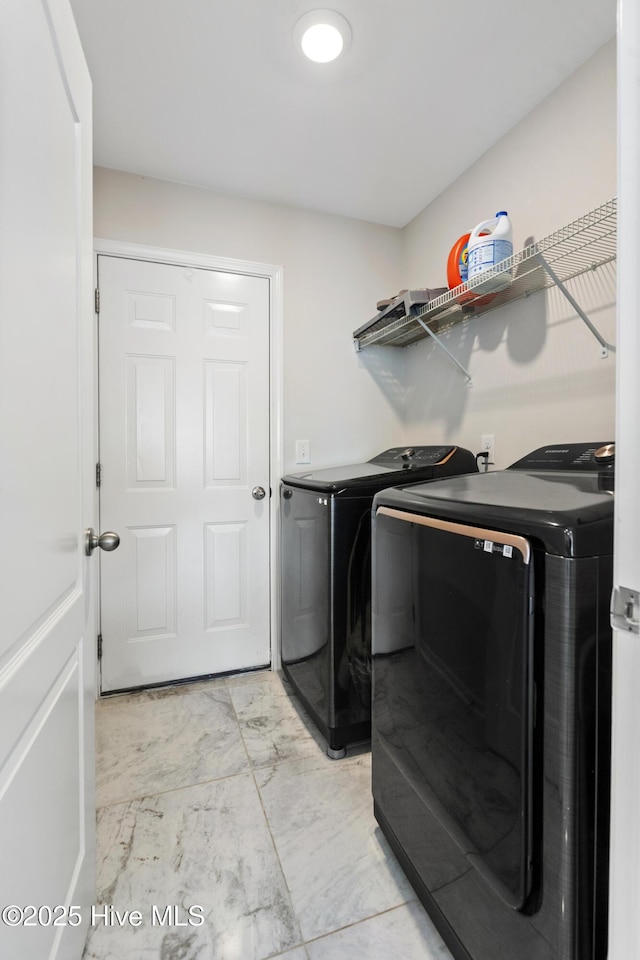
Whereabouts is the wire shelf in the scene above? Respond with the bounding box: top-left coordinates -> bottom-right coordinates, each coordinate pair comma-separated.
353,198 -> 617,350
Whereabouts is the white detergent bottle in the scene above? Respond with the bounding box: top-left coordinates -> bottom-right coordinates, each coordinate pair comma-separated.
467,210 -> 513,293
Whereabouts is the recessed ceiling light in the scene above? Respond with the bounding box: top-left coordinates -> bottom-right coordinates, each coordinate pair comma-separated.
293,10 -> 352,63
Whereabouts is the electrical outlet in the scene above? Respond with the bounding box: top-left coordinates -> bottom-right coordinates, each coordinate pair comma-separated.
481,434 -> 495,465
295,439 -> 310,464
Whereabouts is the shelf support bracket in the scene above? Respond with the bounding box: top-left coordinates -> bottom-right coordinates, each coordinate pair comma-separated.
538,255 -> 609,358
414,315 -> 473,385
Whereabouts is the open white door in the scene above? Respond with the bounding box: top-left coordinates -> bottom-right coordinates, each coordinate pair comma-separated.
0,1 -> 95,958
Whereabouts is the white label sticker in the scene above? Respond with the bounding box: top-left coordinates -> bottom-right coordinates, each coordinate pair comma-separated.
503,544 -> 513,558
484,540 -> 493,553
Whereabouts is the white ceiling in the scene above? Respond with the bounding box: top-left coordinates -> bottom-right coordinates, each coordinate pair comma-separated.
69,0 -> 616,228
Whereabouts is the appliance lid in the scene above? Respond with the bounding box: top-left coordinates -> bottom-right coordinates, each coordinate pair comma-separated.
375,468 -> 614,557
283,461 -> 396,487
281,445 -> 462,493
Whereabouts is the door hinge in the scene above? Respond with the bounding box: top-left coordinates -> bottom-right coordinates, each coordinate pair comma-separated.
96,462 -> 102,487
97,634 -> 103,659
95,287 -> 100,314
611,586 -> 640,635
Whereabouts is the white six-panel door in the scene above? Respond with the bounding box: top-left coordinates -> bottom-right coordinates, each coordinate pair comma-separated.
98,255 -> 271,691
0,0 -> 95,957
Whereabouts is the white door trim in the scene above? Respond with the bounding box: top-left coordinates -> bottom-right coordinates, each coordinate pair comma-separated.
608,0 -> 640,955
94,238 -> 284,674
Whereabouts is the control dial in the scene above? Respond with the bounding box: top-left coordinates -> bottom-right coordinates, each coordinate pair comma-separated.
594,443 -> 615,463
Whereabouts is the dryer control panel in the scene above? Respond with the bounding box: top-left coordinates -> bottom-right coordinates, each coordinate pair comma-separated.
509,442 -> 615,473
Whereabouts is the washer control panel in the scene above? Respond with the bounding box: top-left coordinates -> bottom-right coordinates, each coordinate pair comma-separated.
370,446 -> 455,468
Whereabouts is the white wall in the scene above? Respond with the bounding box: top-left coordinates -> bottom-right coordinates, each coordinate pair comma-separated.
401,39 -> 617,467
94,168 -> 406,473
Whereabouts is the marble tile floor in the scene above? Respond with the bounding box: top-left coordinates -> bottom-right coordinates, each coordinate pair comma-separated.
84,669 -> 454,960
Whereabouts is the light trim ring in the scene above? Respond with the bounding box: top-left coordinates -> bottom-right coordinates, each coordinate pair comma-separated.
293,9 -> 352,63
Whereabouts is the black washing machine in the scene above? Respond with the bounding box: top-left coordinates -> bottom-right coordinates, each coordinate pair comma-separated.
280,445 -> 477,758
371,442 -> 614,960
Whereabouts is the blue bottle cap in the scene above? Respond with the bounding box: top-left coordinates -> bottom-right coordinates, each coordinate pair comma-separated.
495,210 -> 508,217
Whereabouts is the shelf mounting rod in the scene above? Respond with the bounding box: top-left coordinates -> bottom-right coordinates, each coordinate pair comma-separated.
414,315 -> 473,385
538,255 -> 609,358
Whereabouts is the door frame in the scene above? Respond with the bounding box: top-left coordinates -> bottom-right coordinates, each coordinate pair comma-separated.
609,0 -> 640,955
93,238 -> 284,681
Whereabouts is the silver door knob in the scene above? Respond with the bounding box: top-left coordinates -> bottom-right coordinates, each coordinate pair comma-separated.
85,528 -> 120,556
252,486 -> 266,501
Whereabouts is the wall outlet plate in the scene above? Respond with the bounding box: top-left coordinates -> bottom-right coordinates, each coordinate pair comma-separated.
481,434 -> 495,464
295,439 -> 310,464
